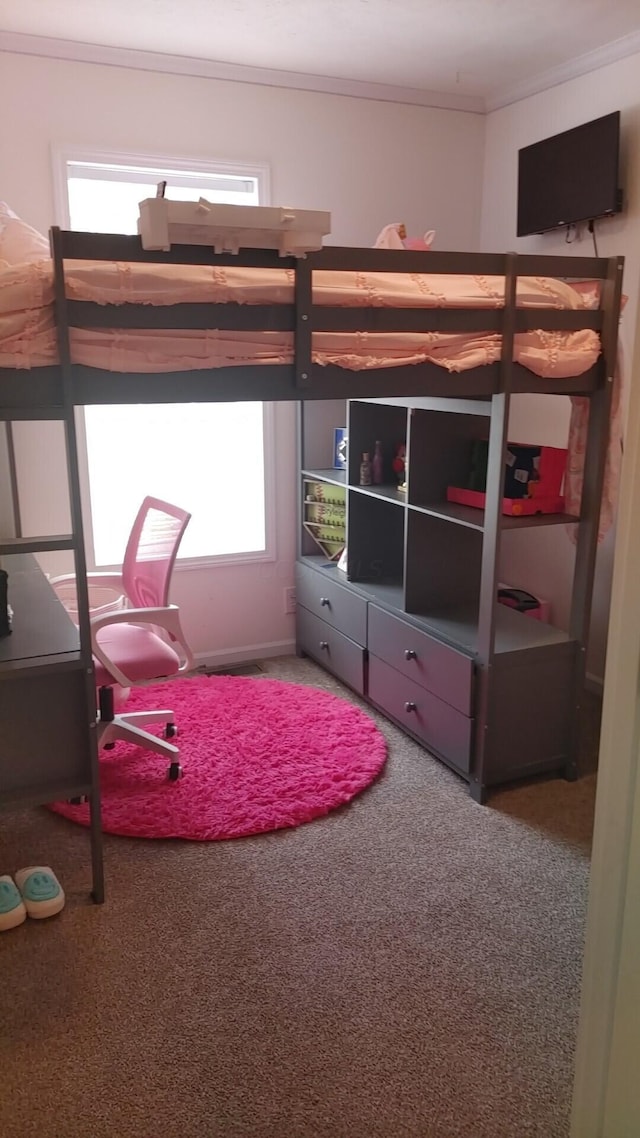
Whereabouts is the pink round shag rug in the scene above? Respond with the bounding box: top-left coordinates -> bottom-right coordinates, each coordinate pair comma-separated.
50,675 -> 387,840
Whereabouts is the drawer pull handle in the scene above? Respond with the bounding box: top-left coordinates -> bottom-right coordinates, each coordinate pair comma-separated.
404,649 -> 417,661
404,701 -> 417,713
320,597 -> 331,608
319,640 -> 329,651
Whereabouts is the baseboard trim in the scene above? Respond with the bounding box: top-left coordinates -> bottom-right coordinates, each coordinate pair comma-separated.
193,639 -> 295,670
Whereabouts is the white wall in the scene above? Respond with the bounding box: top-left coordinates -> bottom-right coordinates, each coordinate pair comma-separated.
481,52 -> 640,681
0,49 -> 484,663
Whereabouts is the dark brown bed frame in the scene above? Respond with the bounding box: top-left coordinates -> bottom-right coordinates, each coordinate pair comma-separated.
0,231 -> 622,412
0,230 -> 624,901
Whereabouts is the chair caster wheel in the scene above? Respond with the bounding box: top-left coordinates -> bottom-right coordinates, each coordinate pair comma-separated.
164,723 -> 178,739
168,762 -> 182,782
68,795 -> 88,805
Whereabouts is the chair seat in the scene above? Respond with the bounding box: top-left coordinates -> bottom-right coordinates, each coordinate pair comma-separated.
93,623 -> 182,687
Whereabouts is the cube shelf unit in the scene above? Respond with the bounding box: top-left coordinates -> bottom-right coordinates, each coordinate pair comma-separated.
296,394 -> 595,803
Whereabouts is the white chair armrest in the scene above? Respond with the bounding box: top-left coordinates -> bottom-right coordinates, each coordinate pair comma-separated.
91,605 -> 194,688
51,572 -> 127,625
49,572 -> 77,588
50,572 -> 125,590
87,572 -> 126,591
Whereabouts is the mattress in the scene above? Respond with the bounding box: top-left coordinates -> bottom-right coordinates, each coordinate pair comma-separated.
0,258 -> 601,377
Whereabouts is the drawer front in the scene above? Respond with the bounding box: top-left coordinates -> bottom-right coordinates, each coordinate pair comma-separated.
368,655 -> 472,773
297,607 -> 365,695
296,562 -> 367,645
368,604 -> 473,715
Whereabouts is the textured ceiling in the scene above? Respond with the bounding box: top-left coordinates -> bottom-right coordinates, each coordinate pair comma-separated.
1,0 -> 640,99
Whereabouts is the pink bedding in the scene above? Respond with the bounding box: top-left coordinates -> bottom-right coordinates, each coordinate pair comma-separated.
0,258 -> 600,377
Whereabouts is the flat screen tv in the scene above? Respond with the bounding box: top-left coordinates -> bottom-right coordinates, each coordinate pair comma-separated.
517,111 -> 622,237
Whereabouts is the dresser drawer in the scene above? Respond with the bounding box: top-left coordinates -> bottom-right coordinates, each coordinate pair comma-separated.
296,562 -> 367,645
368,655 -> 472,773
297,606 -> 366,695
368,604 -> 473,715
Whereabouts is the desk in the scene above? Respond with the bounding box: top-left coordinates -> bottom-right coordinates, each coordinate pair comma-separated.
0,553 -> 103,900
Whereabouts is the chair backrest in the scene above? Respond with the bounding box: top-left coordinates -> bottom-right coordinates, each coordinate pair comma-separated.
122,496 -> 191,610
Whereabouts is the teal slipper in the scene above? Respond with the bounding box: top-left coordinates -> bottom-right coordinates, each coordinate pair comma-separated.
0,875 -> 27,931
14,867 -> 65,920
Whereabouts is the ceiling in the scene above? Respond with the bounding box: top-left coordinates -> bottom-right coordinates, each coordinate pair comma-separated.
2,0 -> 640,109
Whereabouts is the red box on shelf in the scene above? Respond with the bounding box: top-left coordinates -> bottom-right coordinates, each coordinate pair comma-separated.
447,443 -> 568,517
447,486 -> 565,516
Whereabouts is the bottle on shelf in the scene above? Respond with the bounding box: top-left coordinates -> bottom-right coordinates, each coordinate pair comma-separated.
372,440 -> 384,485
360,452 -> 372,486
392,442 -> 407,491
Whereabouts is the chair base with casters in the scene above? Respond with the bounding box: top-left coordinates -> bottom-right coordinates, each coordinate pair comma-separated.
97,685 -> 183,781
93,613 -> 193,782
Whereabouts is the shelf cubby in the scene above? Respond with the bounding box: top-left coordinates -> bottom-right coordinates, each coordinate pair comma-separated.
299,397 -> 347,472
405,510 -> 482,620
346,490 -> 405,593
407,406 -> 489,513
347,400 -> 408,492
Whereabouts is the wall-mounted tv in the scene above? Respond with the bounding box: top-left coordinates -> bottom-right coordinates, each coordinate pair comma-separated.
517,111 -> 622,237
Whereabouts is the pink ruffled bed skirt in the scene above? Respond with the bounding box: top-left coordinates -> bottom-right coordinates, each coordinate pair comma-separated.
0,257 -> 621,538
0,258 -> 601,377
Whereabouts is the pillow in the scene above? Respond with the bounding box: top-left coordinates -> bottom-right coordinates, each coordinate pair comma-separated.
374,223 -> 436,251
568,278 -> 628,314
0,202 -> 50,265
404,231 -> 436,250
568,279 -> 601,309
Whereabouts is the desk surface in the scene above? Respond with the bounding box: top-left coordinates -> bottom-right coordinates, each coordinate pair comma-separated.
0,553 -> 80,673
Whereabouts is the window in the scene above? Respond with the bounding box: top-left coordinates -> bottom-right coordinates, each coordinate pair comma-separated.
63,156 -> 263,234
81,402 -> 269,565
54,150 -> 273,568
54,149 -> 268,230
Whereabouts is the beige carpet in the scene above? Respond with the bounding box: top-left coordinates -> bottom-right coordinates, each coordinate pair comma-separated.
0,658 -> 598,1138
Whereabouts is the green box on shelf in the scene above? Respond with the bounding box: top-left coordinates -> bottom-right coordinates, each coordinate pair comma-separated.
303,522 -> 345,560
305,501 -> 346,527
304,480 -> 346,508
303,480 -> 346,559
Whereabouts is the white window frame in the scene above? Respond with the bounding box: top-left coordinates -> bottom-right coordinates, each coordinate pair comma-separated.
52,145 -> 271,229
51,145 -> 277,573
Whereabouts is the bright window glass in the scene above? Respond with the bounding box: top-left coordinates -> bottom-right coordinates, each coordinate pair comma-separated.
64,157 -> 269,567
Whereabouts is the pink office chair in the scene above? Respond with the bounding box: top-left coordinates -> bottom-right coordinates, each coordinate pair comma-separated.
55,497 -> 194,781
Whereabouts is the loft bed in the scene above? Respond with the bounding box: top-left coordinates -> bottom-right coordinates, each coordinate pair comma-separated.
0,229 -> 624,414
0,228 -> 625,895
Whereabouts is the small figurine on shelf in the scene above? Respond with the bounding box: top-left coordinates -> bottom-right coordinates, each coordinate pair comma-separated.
372,440 -> 384,484
360,451 -> 372,486
392,442 -> 407,492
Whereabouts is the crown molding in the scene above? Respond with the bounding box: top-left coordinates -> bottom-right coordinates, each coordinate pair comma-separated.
4,24 -> 640,119
0,30 -> 485,113
486,28 -> 640,112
